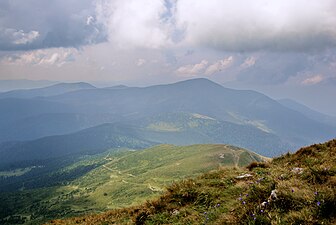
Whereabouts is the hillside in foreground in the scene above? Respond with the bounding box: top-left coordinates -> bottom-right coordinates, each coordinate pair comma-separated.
0,144 -> 264,224
48,139 -> 336,225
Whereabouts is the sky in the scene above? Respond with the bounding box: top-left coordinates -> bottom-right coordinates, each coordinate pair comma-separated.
0,0 -> 336,115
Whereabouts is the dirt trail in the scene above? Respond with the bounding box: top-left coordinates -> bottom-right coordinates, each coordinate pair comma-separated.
232,150 -> 243,167
103,165 -> 121,174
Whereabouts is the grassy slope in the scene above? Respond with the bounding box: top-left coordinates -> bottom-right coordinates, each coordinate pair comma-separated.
70,144 -> 263,210
48,139 -> 336,225
0,144 -> 263,225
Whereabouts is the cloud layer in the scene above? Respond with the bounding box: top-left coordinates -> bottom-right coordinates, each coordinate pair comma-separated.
94,0 -> 336,51
95,0 -> 172,49
175,0 -> 336,51
0,0 -> 106,51
2,0 -> 336,52
1,48 -> 76,67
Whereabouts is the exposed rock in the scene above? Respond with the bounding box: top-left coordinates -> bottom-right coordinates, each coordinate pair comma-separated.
236,174 -> 253,179
269,189 -> 278,201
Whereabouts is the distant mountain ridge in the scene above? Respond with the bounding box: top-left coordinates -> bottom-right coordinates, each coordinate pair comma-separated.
45,78 -> 335,145
0,78 -> 335,164
0,82 -> 95,99
0,123 -> 155,166
0,79 -> 57,92
278,98 -> 336,126
0,112 -> 290,168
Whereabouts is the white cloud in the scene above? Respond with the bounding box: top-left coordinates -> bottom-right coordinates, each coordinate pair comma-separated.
136,58 -> 146,66
205,56 -> 234,75
86,16 -> 95,26
0,28 -> 40,45
175,59 -> 208,76
12,30 -> 39,45
95,0 -> 172,49
1,48 -> 76,67
240,56 -> 257,69
93,0 -> 336,52
0,1 -> 107,51
302,74 -> 324,85
39,53 -> 61,65
175,0 -> 336,51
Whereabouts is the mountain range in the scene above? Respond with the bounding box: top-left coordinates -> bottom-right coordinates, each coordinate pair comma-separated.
0,80 -> 57,92
0,78 -> 335,167
278,98 -> 336,126
0,82 -> 95,99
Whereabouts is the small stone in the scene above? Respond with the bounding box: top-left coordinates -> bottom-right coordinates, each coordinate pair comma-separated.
260,201 -> 268,207
291,167 -> 304,174
269,189 -> 277,200
172,209 -> 180,216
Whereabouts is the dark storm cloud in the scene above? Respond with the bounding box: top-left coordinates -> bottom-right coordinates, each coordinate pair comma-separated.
0,0 -> 107,51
